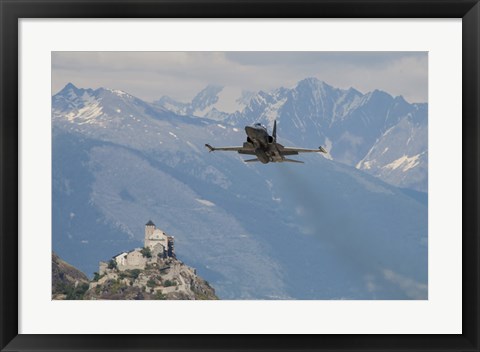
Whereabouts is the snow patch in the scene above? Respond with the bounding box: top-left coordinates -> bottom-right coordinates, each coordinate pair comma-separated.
196,198 -> 215,207
107,88 -> 131,98
361,161 -> 373,170
384,154 -> 421,172
383,269 -> 427,299
217,124 -> 226,129
73,102 -> 104,123
261,97 -> 287,126
169,131 -> 178,139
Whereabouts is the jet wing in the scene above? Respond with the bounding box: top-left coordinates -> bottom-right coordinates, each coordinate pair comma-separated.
279,146 -> 327,155
238,150 -> 257,155
205,144 -> 255,154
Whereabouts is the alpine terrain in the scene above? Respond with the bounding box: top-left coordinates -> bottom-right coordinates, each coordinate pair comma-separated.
52,79 -> 428,299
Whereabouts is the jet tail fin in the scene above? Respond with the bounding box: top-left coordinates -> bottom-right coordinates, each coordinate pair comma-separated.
205,144 -> 215,152
273,120 -> 277,141
243,158 -> 259,163
283,158 -> 304,163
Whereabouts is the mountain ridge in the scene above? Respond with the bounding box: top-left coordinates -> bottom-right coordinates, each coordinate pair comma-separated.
52,251 -> 217,300
145,77 -> 427,191
52,81 -> 428,299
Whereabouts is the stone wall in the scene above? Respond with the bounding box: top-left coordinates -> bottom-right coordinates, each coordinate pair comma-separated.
114,252 -> 128,266
152,243 -> 166,259
117,250 -> 147,271
99,261 -> 108,275
145,229 -> 169,250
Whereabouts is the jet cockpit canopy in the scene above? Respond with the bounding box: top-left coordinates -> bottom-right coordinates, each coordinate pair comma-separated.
254,122 -> 267,130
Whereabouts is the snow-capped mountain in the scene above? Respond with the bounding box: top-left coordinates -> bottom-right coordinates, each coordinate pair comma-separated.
52,83 -> 428,300
356,103 -> 428,190
53,83 -> 182,127
153,85 -> 255,121
219,78 -> 428,192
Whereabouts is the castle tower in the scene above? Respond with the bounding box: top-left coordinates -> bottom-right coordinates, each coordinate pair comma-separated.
145,220 -> 155,247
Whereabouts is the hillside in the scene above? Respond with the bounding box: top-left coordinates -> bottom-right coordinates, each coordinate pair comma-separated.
85,257 -> 217,300
52,252 -> 90,299
52,253 -> 217,300
153,78 -> 428,191
52,82 -> 428,300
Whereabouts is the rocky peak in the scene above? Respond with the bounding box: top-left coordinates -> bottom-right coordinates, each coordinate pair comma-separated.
52,252 -> 217,300
87,256 -> 217,300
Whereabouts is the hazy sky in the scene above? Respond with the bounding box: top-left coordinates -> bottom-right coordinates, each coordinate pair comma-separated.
52,52 -> 428,104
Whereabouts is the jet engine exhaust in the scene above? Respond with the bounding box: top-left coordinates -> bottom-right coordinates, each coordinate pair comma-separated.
255,149 -> 270,164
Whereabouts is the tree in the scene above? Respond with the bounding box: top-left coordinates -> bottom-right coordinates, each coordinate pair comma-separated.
129,269 -> 141,279
93,272 -> 101,281
141,247 -> 152,258
66,283 -> 89,300
154,291 -> 167,300
108,259 -> 117,269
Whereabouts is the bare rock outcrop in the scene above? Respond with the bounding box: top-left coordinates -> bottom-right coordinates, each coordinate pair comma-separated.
84,257 -> 217,300
52,252 -> 90,300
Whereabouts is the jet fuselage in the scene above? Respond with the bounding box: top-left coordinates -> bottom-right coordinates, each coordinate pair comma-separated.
244,123 -> 279,164
205,120 -> 326,164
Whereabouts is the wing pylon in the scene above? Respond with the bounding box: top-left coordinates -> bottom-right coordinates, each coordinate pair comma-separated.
205,144 -> 252,152
280,146 -> 327,154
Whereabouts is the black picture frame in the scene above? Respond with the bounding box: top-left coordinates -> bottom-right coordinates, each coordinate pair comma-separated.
1,0 -> 478,351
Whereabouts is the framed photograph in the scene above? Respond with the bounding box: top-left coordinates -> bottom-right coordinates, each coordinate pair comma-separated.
1,0 -> 478,351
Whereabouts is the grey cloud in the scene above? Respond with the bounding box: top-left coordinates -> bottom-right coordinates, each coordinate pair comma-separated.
52,51 -> 428,103
225,51 -> 426,68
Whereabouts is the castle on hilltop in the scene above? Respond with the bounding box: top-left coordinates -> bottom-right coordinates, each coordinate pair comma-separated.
99,220 -> 175,274
144,220 -> 175,258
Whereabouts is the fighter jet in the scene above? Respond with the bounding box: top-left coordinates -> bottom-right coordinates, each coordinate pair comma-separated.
205,120 -> 327,164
